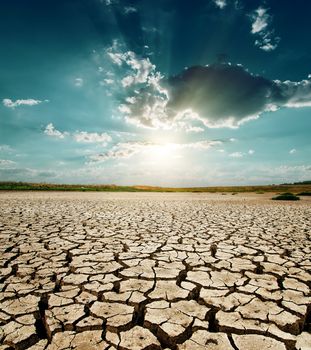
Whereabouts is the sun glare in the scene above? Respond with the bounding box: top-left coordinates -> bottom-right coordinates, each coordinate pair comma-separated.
151,143 -> 176,157
145,143 -> 180,168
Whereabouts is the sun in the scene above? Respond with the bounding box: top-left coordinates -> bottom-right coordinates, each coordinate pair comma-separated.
142,143 -> 181,169
149,143 -> 176,159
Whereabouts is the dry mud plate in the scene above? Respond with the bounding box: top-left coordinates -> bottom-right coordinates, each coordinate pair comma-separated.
0,192 -> 311,350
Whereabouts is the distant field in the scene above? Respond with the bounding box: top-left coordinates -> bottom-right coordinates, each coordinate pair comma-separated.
0,181 -> 311,193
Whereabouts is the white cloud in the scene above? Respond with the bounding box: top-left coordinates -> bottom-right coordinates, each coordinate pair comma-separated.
289,148 -> 297,154
106,40 -> 126,65
74,131 -> 112,145
107,52 -> 123,66
257,39 -> 278,52
3,98 -> 45,108
124,6 -> 137,14
229,152 -> 243,158
262,164 -> 311,182
229,150 -> 255,158
0,166 -> 57,181
250,7 -> 280,51
213,0 -> 226,9
104,0 -> 118,5
106,41 -> 156,87
184,140 -> 222,149
44,124 -> 113,145
75,78 -> 83,87
278,164 -> 310,174
0,145 -> 13,153
185,126 -> 204,133
0,159 -> 16,167
251,7 -> 269,34
105,40 -> 171,129
278,79 -> 311,108
122,53 -> 155,87
110,130 -> 137,139
89,140 -> 222,163
103,78 -> 114,85
44,123 -> 68,139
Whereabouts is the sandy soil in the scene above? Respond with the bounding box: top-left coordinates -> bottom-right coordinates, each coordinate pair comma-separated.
0,192 -> 310,350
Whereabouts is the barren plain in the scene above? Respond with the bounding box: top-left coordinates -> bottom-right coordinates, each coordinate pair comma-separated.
0,191 -> 310,350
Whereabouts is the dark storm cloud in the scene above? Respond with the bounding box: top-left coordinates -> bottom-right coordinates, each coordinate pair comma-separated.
164,64 -> 311,127
120,63 -> 311,129
165,64 -> 277,127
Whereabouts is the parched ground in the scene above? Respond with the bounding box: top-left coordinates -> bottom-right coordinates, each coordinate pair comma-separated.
0,192 -> 310,350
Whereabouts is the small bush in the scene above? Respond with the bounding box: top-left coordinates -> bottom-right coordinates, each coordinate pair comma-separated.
272,193 -> 300,201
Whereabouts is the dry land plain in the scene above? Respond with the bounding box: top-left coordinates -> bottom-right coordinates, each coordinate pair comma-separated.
0,191 -> 310,350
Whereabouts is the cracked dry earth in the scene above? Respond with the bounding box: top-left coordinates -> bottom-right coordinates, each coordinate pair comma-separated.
0,192 -> 311,350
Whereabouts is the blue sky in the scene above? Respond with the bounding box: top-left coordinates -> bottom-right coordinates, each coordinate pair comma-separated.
0,0 -> 310,186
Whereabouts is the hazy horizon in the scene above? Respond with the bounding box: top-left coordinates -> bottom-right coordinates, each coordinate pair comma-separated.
1,0 -> 311,186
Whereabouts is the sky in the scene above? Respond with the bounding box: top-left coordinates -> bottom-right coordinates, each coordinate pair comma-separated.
0,0 -> 310,186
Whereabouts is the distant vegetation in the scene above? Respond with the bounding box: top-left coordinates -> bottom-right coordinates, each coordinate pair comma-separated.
1,181 -> 311,193
272,192 -> 300,201
282,180 -> 311,185
0,182 -> 142,192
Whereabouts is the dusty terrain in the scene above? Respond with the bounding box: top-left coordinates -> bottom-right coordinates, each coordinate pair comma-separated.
0,192 -> 310,350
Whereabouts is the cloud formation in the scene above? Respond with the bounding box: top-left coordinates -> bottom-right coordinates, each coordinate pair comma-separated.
118,62 -> 311,129
0,145 -> 13,153
0,166 -> 57,181
123,6 -> 137,14
229,152 -> 243,158
44,124 -> 112,145
44,123 -> 68,139
229,149 -> 254,158
89,140 -> 222,163
249,7 -> 280,51
0,159 -> 16,167
106,40 -> 171,129
106,42 -> 156,87
73,131 -> 111,145
213,0 -> 227,9
3,98 -> 45,108
74,78 -> 84,87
